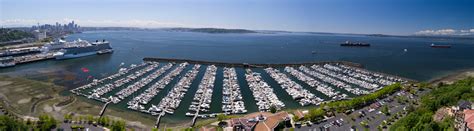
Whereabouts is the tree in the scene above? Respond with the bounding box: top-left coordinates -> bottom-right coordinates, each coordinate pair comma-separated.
63,114 -> 73,123
217,114 -> 226,122
360,120 -> 369,128
381,105 -> 390,115
0,115 -> 29,130
292,115 -> 300,122
406,104 -> 415,112
270,106 -> 277,113
86,115 -> 94,124
109,120 -> 126,131
38,114 -> 57,130
391,77 -> 474,131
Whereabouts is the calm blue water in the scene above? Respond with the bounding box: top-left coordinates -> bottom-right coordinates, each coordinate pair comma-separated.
1,30 -> 473,123
55,31 -> 474,77
2,30 -> 474,85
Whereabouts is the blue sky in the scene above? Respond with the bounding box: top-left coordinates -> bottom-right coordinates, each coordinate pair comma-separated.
1,0 -> 473,35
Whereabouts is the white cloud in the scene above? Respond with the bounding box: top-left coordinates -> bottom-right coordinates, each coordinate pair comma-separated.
415,28 -> 474,36
0,18 -> 188,28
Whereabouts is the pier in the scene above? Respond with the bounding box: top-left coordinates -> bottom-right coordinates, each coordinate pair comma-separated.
14,53 -> 55,64
155,112 -> 165,128
191,112 -> 199,127
70,57 -> 415,126
99,101 -> 111,119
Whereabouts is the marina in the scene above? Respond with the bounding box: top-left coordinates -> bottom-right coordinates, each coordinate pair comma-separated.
2,1 -> 473,130
221,67 -> 247,114
154,63 -> 197,115
265,67 -> 323,106
69,58 -> 411,125
187,65 -> 217,117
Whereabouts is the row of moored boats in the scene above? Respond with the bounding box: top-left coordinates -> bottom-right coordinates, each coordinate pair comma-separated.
186,65 -> 217,117
245,69 -> 286,111
265,67 -> 323,106
221,67 -> 247,114
71,62 -> 407,117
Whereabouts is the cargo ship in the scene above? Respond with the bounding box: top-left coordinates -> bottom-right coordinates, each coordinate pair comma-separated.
53,39 -> 113,60
430,43 -> 451,48
340,41 -> 370,47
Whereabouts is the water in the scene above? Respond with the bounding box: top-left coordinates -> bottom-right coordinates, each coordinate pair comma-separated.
1,30 -> 473,123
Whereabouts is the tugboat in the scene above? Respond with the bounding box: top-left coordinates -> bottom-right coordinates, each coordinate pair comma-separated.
430,43 -> 451,48
340,41 -> 370,47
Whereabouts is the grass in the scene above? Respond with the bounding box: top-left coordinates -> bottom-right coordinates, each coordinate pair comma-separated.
0,76 -> 63,116
193,114 -> 242,128
0,76 -> 159,129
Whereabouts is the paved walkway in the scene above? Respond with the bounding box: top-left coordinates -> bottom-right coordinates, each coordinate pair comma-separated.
56,123 -> 105,131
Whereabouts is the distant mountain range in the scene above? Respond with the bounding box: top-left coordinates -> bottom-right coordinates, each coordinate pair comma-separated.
366,34 -> 474,40
52,27 -> 474,40
164,27 -> 258,34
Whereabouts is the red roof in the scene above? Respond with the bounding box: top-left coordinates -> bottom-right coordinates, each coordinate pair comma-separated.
464,110 -> 474,130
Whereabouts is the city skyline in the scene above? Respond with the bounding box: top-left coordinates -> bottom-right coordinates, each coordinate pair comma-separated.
1,0 -> 473,35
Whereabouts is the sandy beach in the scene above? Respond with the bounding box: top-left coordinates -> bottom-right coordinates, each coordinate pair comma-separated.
429,68 -> 474,85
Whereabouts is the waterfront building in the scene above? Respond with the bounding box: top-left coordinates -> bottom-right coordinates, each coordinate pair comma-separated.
33,30 -> 47,40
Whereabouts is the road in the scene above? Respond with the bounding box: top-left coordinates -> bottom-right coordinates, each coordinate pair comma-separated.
56,123 -> 105,131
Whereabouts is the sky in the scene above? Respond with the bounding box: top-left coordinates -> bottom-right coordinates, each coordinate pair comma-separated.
1,0 -> 473,35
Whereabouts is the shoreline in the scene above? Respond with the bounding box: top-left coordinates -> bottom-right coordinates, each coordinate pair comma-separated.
2,64 -> 474,129
428,68 -> 474,85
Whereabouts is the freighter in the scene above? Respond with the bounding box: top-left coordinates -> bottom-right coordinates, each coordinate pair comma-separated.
53,39 -> 113,60
340,41 -> 370,47
430,43 -> 451,48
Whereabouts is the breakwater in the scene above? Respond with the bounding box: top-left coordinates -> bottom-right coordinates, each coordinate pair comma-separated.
143,57 -> 363,68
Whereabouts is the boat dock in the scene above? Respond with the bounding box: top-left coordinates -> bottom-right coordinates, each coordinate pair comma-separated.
99,101 -> 111,119
71,57 -> 415,126
0,53 -> 55,68
14,53 -> 55,64
155,112 -> 165,128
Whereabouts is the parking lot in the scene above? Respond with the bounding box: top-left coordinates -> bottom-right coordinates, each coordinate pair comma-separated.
295,88 -> 430,131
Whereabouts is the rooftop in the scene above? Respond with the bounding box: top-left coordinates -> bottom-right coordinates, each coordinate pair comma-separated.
464,109 -> 474,130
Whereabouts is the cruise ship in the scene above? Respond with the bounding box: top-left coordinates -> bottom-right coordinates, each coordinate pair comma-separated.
53,39 -> 113,60
41,39 -> 68,52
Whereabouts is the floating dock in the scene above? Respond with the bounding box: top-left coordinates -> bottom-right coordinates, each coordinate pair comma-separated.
143,57 -> 415,82
71,57 -> 415,127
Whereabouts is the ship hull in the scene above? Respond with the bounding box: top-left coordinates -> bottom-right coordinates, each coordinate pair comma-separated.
340,44 -> 370,47
431,45 -> 451,48
55,41 -> 112,60
55,51 -> 97,60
